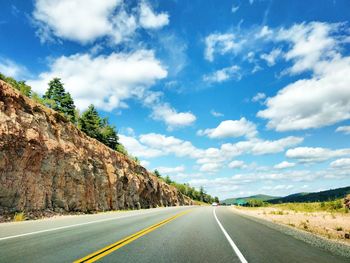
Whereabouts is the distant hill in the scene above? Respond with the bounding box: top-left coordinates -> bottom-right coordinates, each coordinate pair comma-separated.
268,186 -> 350,204
222,194 -> 280,205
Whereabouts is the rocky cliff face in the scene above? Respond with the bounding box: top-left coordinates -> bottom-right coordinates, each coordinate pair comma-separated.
0,80 -> 193,217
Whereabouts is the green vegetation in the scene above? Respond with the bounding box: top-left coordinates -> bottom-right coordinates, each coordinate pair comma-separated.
1,72 -> 123,152
154,170 -> 218,204
223,194 -> 280,205
0,72 -> 32,97
43,78 -> 77,123
268,186 -> 350,204
271,199 -> 348,213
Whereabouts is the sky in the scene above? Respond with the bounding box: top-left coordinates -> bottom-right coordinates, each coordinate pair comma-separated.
1,0 -> 350,199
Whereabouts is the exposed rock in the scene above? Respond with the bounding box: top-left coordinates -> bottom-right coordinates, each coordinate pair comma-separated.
0,80 -> 193,217
345,194 -> 350,210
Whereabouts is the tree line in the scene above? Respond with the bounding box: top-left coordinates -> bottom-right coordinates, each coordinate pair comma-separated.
154,169 -> 219,203
1,73 -> 218,204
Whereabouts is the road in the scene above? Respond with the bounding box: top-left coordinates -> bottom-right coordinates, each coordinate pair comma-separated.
0,206 -> 348,263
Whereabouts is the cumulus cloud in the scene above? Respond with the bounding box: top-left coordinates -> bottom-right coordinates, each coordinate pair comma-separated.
28,50 -> 167,111
273,161 -> 296,169
33,0 -> 168,44
0,58 -> 28,78
330,158 -> 350,169
204,33 -> 244,61
156,165 -> 185,174
139,1 -> 169,29
203,65 -> 241,83
150,103 -> 196,130
286,147 -> 350,163
119,134 -> 163,158
228,160 -> 246,169
336,126 -> 350,135
258,22 -> 350,131
199,163 -> 221,173
197,118 -> 257,139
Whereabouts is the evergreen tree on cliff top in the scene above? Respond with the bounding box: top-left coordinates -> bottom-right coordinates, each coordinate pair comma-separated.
79,104 -> 120,150
43,78 -> 76,123
78,104 -> 102,141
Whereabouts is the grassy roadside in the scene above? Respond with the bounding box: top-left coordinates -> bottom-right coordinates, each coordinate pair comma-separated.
234,199 -> 350,244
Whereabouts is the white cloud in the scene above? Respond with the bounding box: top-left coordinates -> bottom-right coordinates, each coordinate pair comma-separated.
252,92 -> 266,103
199,163 -> 221,173
119,134 -> 163,158
260,48 -> 282,66
139,1 -> 169,29
258,23 -> 350,131
210,110 -> 224,117
235,136 -> 303,155
140,160 -> 150,167
203,65 -> 241,83
256,25 -> 273,39
204,33 -> 244,61
139,133 -> 202,159
228,160 -> 246,169
277,22 -> 338,74
231,5 -> 240,13
151,103 -> 196,130
156,165 -> 185,174
274,161 -> 296,170
286,147 -> 350,163
0,58 -> 28,78
336,126 -> 350,135
33,0 -> 121,43
33,0 -> 168,44
197,118 -> 257,139
28,50 -> 167,112
330,158 -> 350,169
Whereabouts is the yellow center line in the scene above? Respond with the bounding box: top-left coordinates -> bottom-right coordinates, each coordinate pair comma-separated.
73,209 -> 192,263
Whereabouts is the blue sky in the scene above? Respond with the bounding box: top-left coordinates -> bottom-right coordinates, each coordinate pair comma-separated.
1,0 -> 350,199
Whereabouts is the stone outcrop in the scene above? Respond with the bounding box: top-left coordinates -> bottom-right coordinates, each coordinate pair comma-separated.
0,80 -> 193,216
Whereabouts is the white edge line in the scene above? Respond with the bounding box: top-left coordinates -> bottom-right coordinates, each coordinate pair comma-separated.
0,207 -> 186,241
213,207 -> 248,263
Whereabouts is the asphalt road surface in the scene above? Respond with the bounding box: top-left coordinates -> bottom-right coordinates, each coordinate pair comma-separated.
0,206 -> 348,263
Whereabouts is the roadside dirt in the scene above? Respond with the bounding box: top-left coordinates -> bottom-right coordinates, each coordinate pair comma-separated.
232,206 -> 350,245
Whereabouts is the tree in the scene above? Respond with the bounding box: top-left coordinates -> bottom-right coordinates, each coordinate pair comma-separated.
60,92 -> 76,123
78,104 -> 102,140
100,118 -> 119,149
116,143 -> 128,155
199,186 -> 205,202
154,169 -> 161,178
43,78 -> 76,122
165,175 -> 172,184
214,196 -> 220,203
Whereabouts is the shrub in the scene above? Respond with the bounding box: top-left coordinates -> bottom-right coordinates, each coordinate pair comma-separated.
14,212 -> 26,222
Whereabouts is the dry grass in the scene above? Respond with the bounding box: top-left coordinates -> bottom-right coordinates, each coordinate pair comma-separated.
234,203 -> 350,244
13,212 -> 26,222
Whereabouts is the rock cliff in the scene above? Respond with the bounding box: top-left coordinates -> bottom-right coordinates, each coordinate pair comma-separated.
0,80 -> 193,217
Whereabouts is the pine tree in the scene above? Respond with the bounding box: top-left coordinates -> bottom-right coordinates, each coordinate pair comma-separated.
78,104 -> 102,140
43,78 -> 76,122
100,118 -> 119,149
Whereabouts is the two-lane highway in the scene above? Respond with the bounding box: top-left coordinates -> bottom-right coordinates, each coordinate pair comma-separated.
0,206 -> 348,262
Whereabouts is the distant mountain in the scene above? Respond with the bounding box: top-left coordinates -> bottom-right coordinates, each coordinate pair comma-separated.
222,194 -> 280,205
268,186 -> 350,204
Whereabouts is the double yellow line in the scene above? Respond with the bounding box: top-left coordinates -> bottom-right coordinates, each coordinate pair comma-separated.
74,209 -> 192,263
